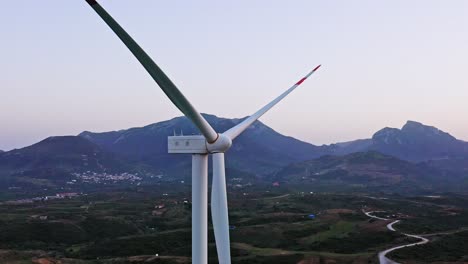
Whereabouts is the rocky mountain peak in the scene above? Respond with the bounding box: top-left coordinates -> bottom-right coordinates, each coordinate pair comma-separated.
372,127 -> 401,145
402,121 -> 456,143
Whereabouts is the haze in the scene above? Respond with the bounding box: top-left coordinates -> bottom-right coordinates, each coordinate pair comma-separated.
1,0 -> 467,151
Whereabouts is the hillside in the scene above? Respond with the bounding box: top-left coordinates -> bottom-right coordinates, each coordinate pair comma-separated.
273,151 -> 463,193
0,136 -> 140,188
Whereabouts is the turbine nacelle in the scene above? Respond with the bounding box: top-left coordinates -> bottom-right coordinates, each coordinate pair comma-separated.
168,134 -> 232,154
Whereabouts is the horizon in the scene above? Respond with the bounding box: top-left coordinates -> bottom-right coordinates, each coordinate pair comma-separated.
1,0 -> 467,150
0,114 -> 464,151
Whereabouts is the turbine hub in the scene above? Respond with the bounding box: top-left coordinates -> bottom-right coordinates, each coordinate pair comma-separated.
206,134 -> 232,153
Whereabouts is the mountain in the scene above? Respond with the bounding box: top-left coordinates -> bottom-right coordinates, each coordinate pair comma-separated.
0,136 -> 132,172
80,114 -> 327,175
370,121 -> 468,161
330,121 -> 468,162
0,136 -> 139,188
274,151 -> 464,193
327,139 -> 372,155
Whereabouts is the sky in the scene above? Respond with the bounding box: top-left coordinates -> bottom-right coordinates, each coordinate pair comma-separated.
1,0 -> 467,151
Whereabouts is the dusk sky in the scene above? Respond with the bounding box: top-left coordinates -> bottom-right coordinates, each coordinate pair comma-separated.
1,0 -> 467,151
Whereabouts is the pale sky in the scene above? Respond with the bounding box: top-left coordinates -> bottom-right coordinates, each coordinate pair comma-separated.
1,0 -> 467,151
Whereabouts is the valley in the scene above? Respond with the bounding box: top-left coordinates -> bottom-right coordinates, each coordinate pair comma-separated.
0,186 -> 466,264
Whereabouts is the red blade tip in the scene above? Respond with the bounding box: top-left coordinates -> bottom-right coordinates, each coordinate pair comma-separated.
312,64 -> 321,72
295,77 -> 307,85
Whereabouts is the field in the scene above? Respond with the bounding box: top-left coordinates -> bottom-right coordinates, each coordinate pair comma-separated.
0,186 -> 467,264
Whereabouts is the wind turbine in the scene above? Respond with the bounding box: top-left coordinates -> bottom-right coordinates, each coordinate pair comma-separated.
84,1 -> 321,263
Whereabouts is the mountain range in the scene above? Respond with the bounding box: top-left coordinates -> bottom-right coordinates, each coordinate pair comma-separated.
1,115 -> 467,193
330,120 -> 468,161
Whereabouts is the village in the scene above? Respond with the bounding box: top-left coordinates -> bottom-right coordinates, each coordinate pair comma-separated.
71,171 -> 143,184
0,192 -> 81,205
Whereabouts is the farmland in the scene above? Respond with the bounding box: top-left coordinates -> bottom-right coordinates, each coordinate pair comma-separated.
0,186 -> 466,264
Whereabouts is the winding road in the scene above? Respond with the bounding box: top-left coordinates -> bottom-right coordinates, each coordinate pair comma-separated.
251,194 -> 290,201
364,211 -> 429,264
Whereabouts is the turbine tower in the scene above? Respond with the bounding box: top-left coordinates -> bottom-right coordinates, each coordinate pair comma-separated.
84,1 -> 321,263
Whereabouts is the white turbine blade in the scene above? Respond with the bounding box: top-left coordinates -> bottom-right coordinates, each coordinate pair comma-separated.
223,65 -> 321,140
211,153 -> 231,264
85,0 -> 218,143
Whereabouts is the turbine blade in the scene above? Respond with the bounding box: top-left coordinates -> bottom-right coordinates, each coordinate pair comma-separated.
223,65 -> 321,140
211,153 -> 231,264
84,0 -> 218,142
